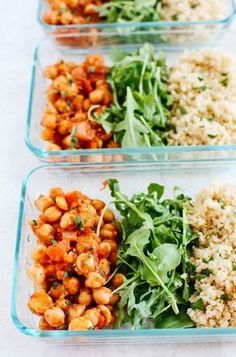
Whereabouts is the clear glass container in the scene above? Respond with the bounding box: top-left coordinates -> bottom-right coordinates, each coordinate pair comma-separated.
26,29 -> 236,164
11,161 -> 236,343
37,0 -> 236,47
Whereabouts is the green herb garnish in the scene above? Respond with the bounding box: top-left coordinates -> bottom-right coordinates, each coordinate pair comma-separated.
208,134 -> 217,139
179,106 -> 187,115
191,299 -> 205,311
70,126 -> 78,149
52,281 -> 61,289
75,216 -> 83,230
32,219 -> 37,226
220,73 -> 229,87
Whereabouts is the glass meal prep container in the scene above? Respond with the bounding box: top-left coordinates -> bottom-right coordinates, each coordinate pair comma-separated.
37,0 -> 236,47
26,30 -> 236,164
11,160 -> 236,344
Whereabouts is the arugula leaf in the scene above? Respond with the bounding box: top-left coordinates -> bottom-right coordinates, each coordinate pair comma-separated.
153,243 -> 181,276
148,183 -> 164,199
154,308 -> 195,328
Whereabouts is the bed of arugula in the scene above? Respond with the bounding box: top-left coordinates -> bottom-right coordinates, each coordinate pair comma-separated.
95,43 -> 173,148
97,0 -> 162,24
107,179 -> 198,329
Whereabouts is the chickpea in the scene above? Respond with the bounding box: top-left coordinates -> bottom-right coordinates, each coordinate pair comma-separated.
103,209 -> 115,223
41,114 -> 57,129
42,127 -> 54,141
98,258 -> 110,276
28,264 -> 45,285
92,199 -> 105,211
77,289 -> 93,306
100,223 -> 118,240
72,95 -> 84,111
65,0 -> 79,8
34,195 -> 54,213
69,316 -> 93,331
45,102 -> 57,115
60,211 -> 76,229
103,239 -> 117,253
43,206 -> 62,223
109,251 -> 117,267
83,99 -> 90,111
49,187 -> 64,199
76,253 -> 96,275
47,143 -> 61,151
89,89 -> 104,104
57,120 -> 71,135
44,65 -> 58,80
76,232 -> 100,254
109,293 -> 120,306
84,4 -> 97,15
67,304 -> 85,322
28,290 -> 54,315
74,112 -> 87,122
53,75 -> 68,90
63,251 -> 77,263
49,283 -> 66,300
78,203 -> 98,228
83,308 -> 100,327
44,307 -> 65,327
85,271 -> 105,289
86,54 -> 104,67
56,297 -> 72,310
55,98 -> 69,113
62,134 -> 72,149
55,196 -> 68,211
31,245 -> 48,265
35,223 -> 55,246
93,287 -> 112,305
97,242 -> 111,259
97,305 -> 112,327
111,273 -> 125,288
39,317 -> 54,330
61,11 -> 73,25
63,277 -> 80,295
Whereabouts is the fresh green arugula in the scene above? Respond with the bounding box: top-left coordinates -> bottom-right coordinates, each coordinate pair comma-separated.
95,44 -> 173,147
108,179 -> 197,328
97,0 -> 162,23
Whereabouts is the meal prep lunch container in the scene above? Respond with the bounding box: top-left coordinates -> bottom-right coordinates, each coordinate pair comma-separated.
38,0 -> 236,47
26,30 -> 236,164
11,160 -> 236,344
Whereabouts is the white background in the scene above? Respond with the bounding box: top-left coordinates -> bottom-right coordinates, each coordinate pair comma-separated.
1,1 -> 236,356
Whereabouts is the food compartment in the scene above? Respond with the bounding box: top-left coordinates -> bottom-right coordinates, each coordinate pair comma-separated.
12,161 -> 236,343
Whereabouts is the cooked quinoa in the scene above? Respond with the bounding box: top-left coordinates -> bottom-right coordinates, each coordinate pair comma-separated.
160,0 -> 226,21
168,50 -> 236,146
187,184 -> 236,327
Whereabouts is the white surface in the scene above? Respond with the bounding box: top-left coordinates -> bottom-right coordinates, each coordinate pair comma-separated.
1,1 -> 236,356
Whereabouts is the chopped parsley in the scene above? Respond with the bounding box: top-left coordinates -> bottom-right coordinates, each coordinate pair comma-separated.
52,281 -> 61,289
208,134 -> 217,139
179,106 -> 187,115
75,216 -> 83,230
70,126 -> 78,149
32,219 -> 37,226
220,73 -> 229,87
191,298 -> 205,311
